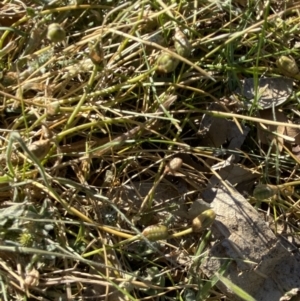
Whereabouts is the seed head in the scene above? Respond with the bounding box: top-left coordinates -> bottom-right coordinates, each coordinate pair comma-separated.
276,55 -> 299,76
253,184 -> 277,200
192,209 -> 216,232
164,157 -> 183,174
142,224 -> 169,241
156,51 -> 179,73
174,27 -> 191,57
47,23 -> 66,43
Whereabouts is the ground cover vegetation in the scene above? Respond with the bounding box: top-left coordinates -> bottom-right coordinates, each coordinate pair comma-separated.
0,0 -> 300,300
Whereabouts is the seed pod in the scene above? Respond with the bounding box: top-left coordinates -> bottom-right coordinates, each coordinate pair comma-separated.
27,139 -> 51,160
47,23 -> 66,43
253,184 -> 277,200
192,209 -> 216,233
46,101 -> 60,116
164,157 -> 183,174
174,27 -> 191,58
142,224 -> 169,241
276,55 -> 299,76
89,40 -> 104,65
280,185 -> 294,197
24,268 -> 39,287
156,51 -> 179,73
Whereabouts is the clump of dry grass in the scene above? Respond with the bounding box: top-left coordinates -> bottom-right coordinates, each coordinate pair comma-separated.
0,0 -> 300,300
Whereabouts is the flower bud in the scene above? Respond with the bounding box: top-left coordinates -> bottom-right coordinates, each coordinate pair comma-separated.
19,231 -> 34,247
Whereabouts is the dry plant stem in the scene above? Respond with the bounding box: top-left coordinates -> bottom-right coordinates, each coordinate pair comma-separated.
169,227 -> 193,238
101,2 -> 131,28
101,96 -> 177,212
174,84 -> 241,134
83,209 -> 215,258
46,70 -> 157,157
195,155 -> 234,193
202,4 -> 300,60
256,142 -> 300,192
0,4 -> 112,49
259,122 -> 295,142
85,95 -> 177,158
83,225 -> 204,259
0,90 -> 46,107
0,41 -> 15,58
31,180 -> 133,239
207,110 -> 300,128
62,4 -> 176,52
0,245 -> 119,272
82,235 -> 141,258
276,180 -> 300,189
139,157 -> 183,212
139,169 -> 166,213
65,64 -> 98,130
41,274 -> 197,290
156,0 -> 175,19
59,68 -> 154,105
282,143 -> 300,165
0,257 -> 24,289
107,28 -> 214,80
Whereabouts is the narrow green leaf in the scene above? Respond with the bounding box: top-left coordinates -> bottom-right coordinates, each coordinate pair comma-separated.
217,273 -> 257,301
0,27 -> 26,37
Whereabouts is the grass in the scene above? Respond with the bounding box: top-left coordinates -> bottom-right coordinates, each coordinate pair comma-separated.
0,0 -> 300,300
